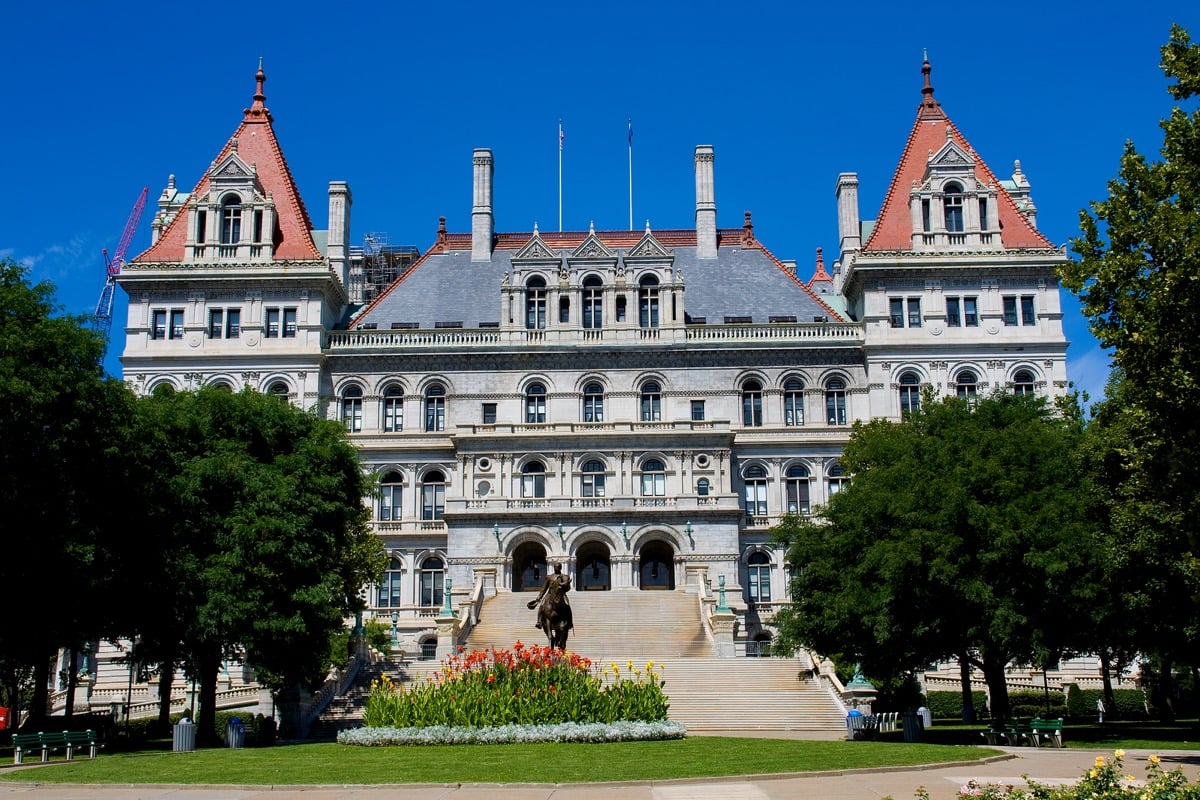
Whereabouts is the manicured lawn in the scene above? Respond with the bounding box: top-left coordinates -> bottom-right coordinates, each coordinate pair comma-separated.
913,720 -> 1200,750
1,738 -> 995,784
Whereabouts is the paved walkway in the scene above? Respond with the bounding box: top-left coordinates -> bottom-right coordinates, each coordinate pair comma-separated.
2,747 -> 1198,800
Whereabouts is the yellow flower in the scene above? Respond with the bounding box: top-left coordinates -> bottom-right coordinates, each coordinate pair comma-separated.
1149,754 -> 1161,766
1126,775 -> 1136,781
1090,769 -> 1098,778
1095,756 -> 1106,767
611,661 -> 620,674
646,660 -> 656,671
627,659 -> 634,671
1114,748 -> 1125,759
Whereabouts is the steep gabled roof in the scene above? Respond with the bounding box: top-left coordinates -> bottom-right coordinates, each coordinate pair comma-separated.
862,59 -> 1053,252
133,63 -> 320,263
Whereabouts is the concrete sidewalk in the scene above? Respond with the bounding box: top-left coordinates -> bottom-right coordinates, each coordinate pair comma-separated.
2,748 -> 1197,800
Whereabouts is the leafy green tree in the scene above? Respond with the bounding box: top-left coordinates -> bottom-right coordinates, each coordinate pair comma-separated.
132,386 -> 386,744
0,258 -> 138,724
773,393 -> 1098,722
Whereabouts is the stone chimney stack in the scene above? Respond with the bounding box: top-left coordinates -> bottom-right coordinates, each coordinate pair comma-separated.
694,145 -> 717,259
472,148 -> 494,262
836,173 -> 861,257
327,181 -> 352,294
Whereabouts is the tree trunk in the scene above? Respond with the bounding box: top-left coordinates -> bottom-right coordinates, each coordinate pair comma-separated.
195,648 -> 222,747
27,654 -> 51,728
981,653 -> 1011,724
958,655 -> 976,724
1100,650 -> 1116,718
64,649 -> 78,718
1155,656 -> 1176,722
156,662 -> 175,733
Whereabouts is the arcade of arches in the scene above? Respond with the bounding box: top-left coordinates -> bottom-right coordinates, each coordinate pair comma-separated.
509,537 -> 678,591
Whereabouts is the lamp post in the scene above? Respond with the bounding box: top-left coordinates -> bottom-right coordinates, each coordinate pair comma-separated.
717,574 -> 730,612
621,521 -> 629,547
492,522 -> 501,549
390,610 -> 399,646
685,520 -> 694,549
442,578 -> 453,615
557,521 -> 566,547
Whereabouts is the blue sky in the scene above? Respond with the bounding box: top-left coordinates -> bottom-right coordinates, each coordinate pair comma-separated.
3,1 -> 1195,405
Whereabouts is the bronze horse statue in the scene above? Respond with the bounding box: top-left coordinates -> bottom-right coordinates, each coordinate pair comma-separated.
527,562 -> 573,649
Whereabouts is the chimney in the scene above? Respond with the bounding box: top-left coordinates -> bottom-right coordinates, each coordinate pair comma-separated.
836,173 -> 861,257
694,145 -> 717,259
327,181 -> 352,293
472,148 -> 494,261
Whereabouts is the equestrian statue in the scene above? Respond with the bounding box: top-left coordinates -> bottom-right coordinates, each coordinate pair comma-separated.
528,562 -> 573,649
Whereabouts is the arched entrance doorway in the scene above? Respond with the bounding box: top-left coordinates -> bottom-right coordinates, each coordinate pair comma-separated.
513,541 -> 548,591
638,540 -> 675,590
576,541 -> 611,591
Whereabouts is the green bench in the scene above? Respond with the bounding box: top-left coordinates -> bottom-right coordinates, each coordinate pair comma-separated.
1030,716 -> 1064,747
11,730 -> 100,765
979,717 -> 1064,747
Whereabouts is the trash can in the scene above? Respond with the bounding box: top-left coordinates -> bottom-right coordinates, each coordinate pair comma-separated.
173,718 -> 196,752
225,717 -> 245,749
918,706 -> 932,729
0,706 -> 9,730
901,710 -> 924,743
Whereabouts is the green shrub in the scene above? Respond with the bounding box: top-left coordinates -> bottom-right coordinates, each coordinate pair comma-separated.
924,690 -> 987,720
1065,685 -> 1147,721
1007,689 -> 1066,719
364,619 -> 393,653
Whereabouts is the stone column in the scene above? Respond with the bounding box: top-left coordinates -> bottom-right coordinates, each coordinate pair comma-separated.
694,146 -> 717,259
472,149 -> 494,262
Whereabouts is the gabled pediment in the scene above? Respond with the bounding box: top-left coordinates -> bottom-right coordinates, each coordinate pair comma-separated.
571,229 -> 615,259
207,142 -> 265,199
511,227 -> 561,263
626,228 -> 671,259
929,139 -> 973,168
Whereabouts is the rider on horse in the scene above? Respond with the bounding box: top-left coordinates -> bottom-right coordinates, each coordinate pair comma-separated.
527,562 -> 573,648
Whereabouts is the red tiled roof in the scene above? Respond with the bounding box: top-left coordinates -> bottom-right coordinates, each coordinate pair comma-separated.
862,61 -> 1053,253
133,64 -> 320,263
807,247 -> 833,286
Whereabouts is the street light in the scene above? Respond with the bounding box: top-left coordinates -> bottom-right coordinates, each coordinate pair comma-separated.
391,610 -> 399,646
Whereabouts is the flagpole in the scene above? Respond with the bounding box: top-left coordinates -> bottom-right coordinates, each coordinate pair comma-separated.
627,119 -> 633,231
558,119 -> 563,233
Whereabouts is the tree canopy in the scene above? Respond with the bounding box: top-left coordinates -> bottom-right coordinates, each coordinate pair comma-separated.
773,392 -> 1098,721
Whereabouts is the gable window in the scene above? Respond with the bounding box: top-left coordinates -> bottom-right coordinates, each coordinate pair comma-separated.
785,465 -> 810,515
640,381 -> 662,422
525,277 -> 547,329
582,382 -> 604,422
956,370 -> 979,405
640,459 -> 666,497
978,197 -> 989,230
899,371 -> 921,415
583,276 -> 603,329
747,551 -> 771,603
525,383 -> 547,424
169,309 -> 185,339
424,384 -> 446,431
421,470 -> 445,520
378,558 -> 403,608
196,210 -> 207,244
943,182 -> 964,232
379,471 -> 404,521
638,275 -> 660,328
741,380 -> 763,427
382,385 -> 404,432
521,461 -> 546,498
921,199 -> 931,232
825,378 -> 847,425
1021,295 -> 1036,326
419,556 -> 444,607
341,385 -> 363,432
220,195 -> 242,244
784,378 -> 805,426
1003,295 -> 1019,326
744,465 -> 768,519
1013,369 -> 1035,397
581,459 -> 606,497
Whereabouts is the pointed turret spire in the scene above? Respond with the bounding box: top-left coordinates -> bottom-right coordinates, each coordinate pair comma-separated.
917,53 -> 946,121
244,58 -> 272,122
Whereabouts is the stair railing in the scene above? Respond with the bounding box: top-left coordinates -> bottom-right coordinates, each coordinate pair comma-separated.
299,654 -> 362,736
456,575 -> 486,642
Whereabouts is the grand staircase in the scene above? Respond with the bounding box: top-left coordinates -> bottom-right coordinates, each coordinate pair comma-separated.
311,589 -> 846,738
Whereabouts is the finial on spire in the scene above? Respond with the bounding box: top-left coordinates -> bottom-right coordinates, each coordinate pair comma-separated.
917,52 -> 946,120
533,221 -> 540,234
243,58 -> 273,122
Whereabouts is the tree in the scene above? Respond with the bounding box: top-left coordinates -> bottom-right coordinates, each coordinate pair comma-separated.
0,258 -> 138,725
131,386 -> 386,744
773,393 -> 1099,722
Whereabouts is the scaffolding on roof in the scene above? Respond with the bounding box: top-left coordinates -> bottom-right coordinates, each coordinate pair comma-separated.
359,232 -> 420,304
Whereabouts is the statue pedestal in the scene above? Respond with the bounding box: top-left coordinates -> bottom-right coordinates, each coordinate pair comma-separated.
435,612 -> 461,660
710,610 -> 737,658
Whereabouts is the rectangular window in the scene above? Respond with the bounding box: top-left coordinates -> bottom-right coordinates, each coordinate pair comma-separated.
921,199 -> 931,232
482,403 -> 497,424
253,210 -> 264,243
226,308 -> 241,338
152,309 -> 167,340
208,309 -> 223,339
196,210 -> 207,244
691,400 -> 705,421
283,307 -> 297,338
946,297 -> 961,327
169,309 -> 185,339
907,298 -> 921,328
889,297 -> 904,328
964,297 -> 979,327
1003,296 -> 1018,326
265,308 -> 280,338
1021,295 -> 1036,326
978,198 -> 989,230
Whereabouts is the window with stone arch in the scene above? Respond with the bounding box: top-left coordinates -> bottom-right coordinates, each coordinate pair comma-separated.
583,275 -> 603,329
525,383 -> 547,424
943,181 -> 965,233
825,377 -> 847,425
525,276 -> 547,329
419,556 -> 444,608
378,557 -> 403,608
267,380 -> 290,400
785,464 -> 810,515
743,464 -> 768,518
582,382 -> 604,422
421,470 -> 446,520
640,458 -> 666,497
747,551 -> 772,603
382,384 -> 404,432
898,371 -> 922,415
640,380 -> 662,422
378,470 -> 404,521
220,194 -> 242,244
424,384 -> 446,431
638,274 -> 660,328
580,459 -> 606,498
827,463 -> 849,497
522,460 -> 546,498
340,385 -> 363,432
741,379 -> 763,427
783,377 -> 805,426
955,369 -> 979,405
1013,369 -> 1035,397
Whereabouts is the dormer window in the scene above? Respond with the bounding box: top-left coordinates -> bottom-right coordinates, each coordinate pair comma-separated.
220,194 -> 243,244
943,182 -> 964,232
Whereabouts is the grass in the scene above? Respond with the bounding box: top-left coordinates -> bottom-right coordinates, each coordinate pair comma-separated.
908,720 -> 1200,750
0,738 -> 994,784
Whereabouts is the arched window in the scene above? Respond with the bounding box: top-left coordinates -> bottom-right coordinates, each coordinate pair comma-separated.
424,384 -> 446,431
582,382 -> 604,422
744,465 -> 768,519
419,637 -> 438,660
899,371 -> 921,415
640,458 -> 666,497
1013,369 -> 1035,397
421,470 -> 445,520
827,463 -> 849,497
697,477 -> 711,497
783,378 -> 805,426
382,384 -> 404,432
419,556 -> 444,607
341,385 -> 363,432
638,275 -> 660,328
378,471 -> 403,521
943,182 -> 964,232
583,275 -> 603,329
267,381 -> 289,400
640,380 -> 662,422
525,383 -> 547,424
956,370 -> 979,404
378,557 -> 402,608
785,465 -> 810,515
825,378 -> 847,425
580,459 -> 606,497
220,195 -> 242,244
525,277 -> 547,329
747,551 -> 771,603
521,461 -> 546,498
741,379 -> 763,427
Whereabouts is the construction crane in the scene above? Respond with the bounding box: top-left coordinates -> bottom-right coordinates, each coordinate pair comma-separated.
93,187 -> 148,339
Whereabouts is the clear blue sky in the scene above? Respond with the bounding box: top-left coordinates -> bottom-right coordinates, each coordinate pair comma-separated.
4,1 -> 1195,405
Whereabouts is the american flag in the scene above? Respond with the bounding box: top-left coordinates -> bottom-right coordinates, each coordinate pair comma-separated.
628,119 -> 633,146
559,120 -> 564,151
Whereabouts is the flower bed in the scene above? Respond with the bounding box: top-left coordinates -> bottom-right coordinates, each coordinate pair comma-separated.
339,720 -> 686,746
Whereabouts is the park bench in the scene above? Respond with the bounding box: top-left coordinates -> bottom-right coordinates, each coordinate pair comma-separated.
846,713 -> 879,740
1030,717 -> 1064,748
11,730 -> 100,765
